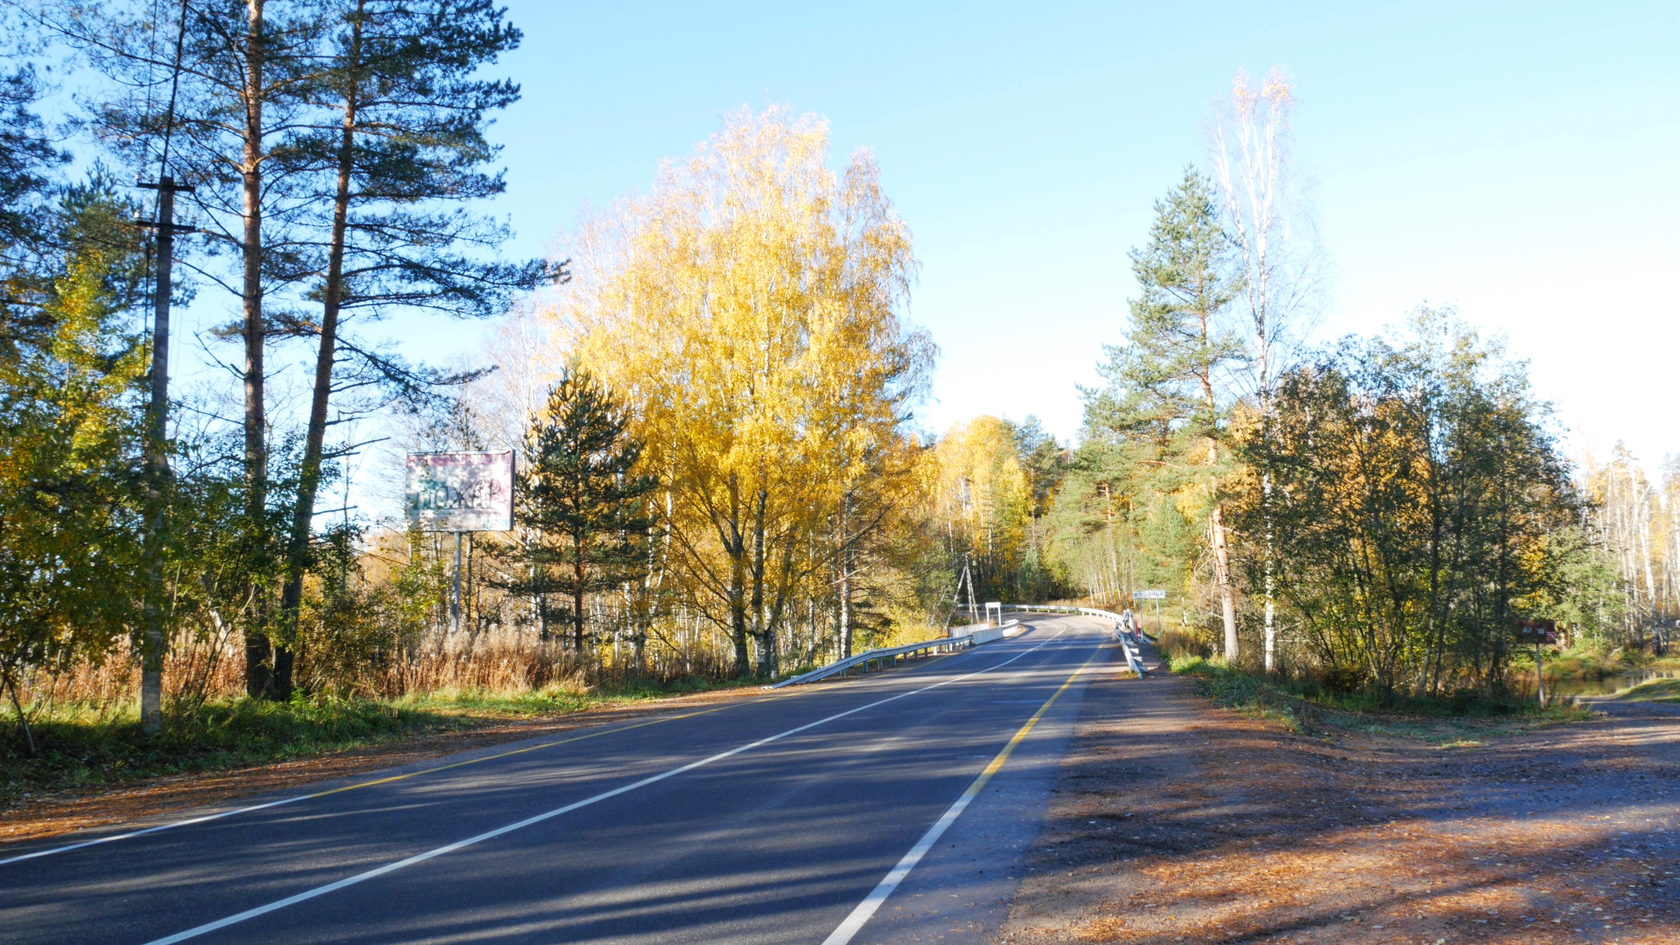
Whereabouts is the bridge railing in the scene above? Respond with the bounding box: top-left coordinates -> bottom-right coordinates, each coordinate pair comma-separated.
769,606 -> 1149,690
768,620 -> 1021,689
1002,603 -> 1133,627
1004,604 -> 1156,672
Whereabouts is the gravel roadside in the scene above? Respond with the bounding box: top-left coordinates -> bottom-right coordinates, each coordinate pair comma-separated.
999,659 -> 1680,945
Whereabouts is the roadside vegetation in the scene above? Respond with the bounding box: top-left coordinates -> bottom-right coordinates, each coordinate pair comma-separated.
1612,677 -> 1680,703
1163,652 -> 1593,745
2,8 -> 1674,807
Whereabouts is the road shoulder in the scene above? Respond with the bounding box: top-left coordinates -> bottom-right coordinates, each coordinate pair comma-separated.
999,668 -> 1680,944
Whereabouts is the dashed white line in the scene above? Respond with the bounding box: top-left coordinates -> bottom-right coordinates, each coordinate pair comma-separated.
139,629 -> 1069,945
821,642 -> 1099,945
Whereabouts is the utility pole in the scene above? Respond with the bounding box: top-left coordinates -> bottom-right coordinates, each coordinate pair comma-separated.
137,175 -> 194,736
950,555 -> 978,626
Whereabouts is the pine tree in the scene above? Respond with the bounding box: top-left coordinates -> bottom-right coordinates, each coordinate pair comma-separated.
513,368 -> 658,653
275,0 -> 561,693
1086,165 -> 1244,657
0,45 -> 68,346
54,0 -> 331,698
0,61 -> 63,270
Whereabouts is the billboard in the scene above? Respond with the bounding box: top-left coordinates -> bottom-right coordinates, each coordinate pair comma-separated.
405,451 -> 514,532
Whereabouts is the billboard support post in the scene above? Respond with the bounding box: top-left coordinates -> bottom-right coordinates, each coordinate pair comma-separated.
1515,618 -> 1558,706
407,451 -> 514,635
451,533 -> 465,636
1131,589 -> 1167,635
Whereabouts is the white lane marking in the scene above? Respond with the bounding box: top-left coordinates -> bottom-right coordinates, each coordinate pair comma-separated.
6,618 -> 1083,867
1,796 -> 303,869
822,642 -> 1101,945
0,705 -> 734,868
139,629 -> 1072,945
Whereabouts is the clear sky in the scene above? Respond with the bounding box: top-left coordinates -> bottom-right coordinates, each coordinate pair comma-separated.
420,1 -> 1679,468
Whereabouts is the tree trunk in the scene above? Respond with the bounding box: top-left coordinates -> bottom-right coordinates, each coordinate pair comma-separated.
3,663 -> 37,757
572,542 -> 587,652
837,495 -> 853,659
749,485 -> 771,677
240,0 -> 284,700
1260,467 -> 1279,671
1200,353 -> 1240,664
1210,500 -> 1239,662
278,3 -> 362,689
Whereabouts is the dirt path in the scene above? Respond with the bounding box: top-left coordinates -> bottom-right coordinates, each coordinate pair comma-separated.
1000,664 -> 1680,945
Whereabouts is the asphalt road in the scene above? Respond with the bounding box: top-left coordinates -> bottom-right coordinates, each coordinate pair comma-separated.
1,615 -> 1116,945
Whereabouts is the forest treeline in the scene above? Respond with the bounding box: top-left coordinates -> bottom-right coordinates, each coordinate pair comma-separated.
0,5 -> 1671,751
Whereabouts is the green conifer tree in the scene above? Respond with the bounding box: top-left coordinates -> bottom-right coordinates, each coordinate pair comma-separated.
1085,165 -> 1244,655
513,368 -> 658,653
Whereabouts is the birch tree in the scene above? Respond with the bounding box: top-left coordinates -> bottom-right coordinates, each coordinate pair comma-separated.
1209,67 -> 1322,670
934,416 -> 1032,602
1583,447 -> 1677,649
0,192 -> 148,750
559,108 -> 931,677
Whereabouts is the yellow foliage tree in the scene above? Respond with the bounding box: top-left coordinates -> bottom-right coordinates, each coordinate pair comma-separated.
1,238 -> 147,744
551,108 -> 932,677
933,416 -> 1031,603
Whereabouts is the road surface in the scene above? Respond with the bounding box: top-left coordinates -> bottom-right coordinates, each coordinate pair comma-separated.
1,614 -> 1116,944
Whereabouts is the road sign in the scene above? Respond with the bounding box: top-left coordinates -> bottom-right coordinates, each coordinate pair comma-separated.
1515,618 -> 1557,645
1516,618 -> 1558,706
1131,589 -> 1166,600
405,450 -> 515,532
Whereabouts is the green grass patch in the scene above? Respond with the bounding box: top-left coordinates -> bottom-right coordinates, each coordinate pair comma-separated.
1,677 -> 757,809
1164,654 -> 1591,745
0,697 -> 475,808
395,687 -> 599,718
1611,678 -> 1680,703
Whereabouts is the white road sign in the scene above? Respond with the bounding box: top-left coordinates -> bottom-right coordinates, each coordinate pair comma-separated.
405,451 -> 514,532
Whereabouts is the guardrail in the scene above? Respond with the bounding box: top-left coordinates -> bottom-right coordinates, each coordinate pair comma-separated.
1002,603 -> 1134,627
1007,603 -> 1155,673
769,619 -> 1021,689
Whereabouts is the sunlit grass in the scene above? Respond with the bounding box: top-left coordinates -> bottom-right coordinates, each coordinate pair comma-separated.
1164,654 -> 1592,745
1611,677 -> 1680,703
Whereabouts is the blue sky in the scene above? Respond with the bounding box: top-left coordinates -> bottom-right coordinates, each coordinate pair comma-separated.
426,0 -> 1675,470
23,0 -> 1619,485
